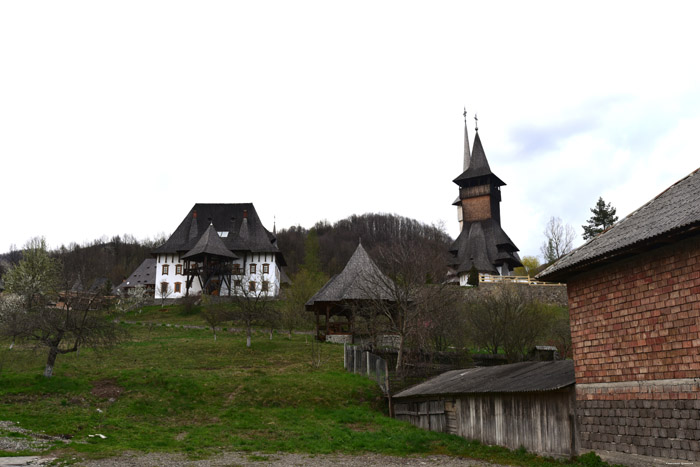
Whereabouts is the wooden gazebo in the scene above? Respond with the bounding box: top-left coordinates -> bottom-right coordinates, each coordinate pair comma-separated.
305,242 -> 393,342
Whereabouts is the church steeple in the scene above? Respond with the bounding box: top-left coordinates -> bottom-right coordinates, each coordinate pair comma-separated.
463,108 -> 471,172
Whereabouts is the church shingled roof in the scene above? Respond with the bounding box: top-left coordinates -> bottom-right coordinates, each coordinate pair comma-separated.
115,258 -> 156,291
153,204 -> 284,264
305,243 -> 394,307
538,168 -> 700,282
453,132 -> 506,187
182,224 -> 238,260
450,219 -> 522,274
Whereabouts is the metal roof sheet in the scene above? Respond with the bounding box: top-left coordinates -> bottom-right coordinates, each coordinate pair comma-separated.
394,360 -> 575,398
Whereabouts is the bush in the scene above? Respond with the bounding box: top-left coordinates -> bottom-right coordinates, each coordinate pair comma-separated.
177,294 -> 201,315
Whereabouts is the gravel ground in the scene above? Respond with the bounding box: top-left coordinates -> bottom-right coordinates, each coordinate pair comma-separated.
71,451 -> 502,467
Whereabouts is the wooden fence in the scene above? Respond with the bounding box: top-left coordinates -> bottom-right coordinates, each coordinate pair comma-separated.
478,273 -> 562,286
343,344 -> 390,395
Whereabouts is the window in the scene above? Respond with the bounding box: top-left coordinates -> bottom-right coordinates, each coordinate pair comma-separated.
250,263 -> 256,274
175,264 -> 183,275
233,264 -> 242,275
160,282 -> 169,294
249,281 -> 256,292
261,280 -> 269,292
162,264 -> 169,275
262,263 -> 269,274
174,282 -> 181,293
234,279 -> 242,289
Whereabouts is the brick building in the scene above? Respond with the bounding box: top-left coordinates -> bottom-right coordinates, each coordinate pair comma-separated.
539,168 -> 700,460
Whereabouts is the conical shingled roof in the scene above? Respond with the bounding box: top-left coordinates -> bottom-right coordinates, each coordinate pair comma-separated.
182,224 -> 238,261
306,243 -> 393,307
453,132 -> 506,187
449,219 -> 522,274
153,204 -> 284,264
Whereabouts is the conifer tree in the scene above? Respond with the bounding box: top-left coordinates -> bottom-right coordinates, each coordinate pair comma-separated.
582,197 -> 618,240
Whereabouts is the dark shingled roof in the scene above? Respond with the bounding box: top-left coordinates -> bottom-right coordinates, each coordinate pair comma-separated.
449,219 -> 522,274
153,204 -> 284,264
453,133 -> 506,187
394,360 -> 575,399
115,258 -> 156,291
538,168 -> 700,282
182,224 -> 238,261
305,243 -> 393,307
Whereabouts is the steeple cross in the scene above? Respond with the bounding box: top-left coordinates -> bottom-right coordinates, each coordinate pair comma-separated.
474,113 -> 479,132
463,107 -> 467,123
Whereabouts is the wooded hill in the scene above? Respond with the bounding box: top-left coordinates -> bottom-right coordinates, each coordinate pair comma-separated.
0,213 -> 453,287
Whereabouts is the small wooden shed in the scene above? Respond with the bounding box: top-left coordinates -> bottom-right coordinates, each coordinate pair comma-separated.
393,360 -> 577,458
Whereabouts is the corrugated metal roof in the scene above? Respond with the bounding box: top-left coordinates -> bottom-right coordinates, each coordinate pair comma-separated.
393,360 -> 574,398
538,168 -> 700,282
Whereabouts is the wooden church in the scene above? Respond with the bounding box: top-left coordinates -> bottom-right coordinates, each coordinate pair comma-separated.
449,114 -> 523,285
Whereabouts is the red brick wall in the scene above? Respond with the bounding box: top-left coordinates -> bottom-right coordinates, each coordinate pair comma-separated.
568,236 -> 700,385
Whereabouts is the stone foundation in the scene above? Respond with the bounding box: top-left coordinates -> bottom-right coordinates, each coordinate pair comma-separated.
576,379 -> 700,460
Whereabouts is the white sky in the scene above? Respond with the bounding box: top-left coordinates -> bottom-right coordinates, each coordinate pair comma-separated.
1,1 -> 699,262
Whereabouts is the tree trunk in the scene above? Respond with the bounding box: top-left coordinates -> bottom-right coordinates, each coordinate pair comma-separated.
288,329 -> 292,340
395,334 -> 405,372
246,324 -> 252,348
44,346 -> 59,378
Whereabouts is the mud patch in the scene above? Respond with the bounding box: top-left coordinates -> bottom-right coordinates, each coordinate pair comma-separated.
91,379 -> 123,400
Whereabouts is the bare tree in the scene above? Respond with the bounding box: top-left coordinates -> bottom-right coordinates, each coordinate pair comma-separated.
540,216 -> 576,264
361,237 -> 458,372
0,238 -> 122,377
156,281 -> 173,307
201,296 -> 230,341
229,270 -> 275,348
465,285 -> 557,362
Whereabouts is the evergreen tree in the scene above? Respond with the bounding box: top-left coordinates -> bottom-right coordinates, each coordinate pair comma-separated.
582,197 -> 619,240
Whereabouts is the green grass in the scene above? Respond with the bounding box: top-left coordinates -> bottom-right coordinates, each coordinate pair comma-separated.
0,323 -> 599,466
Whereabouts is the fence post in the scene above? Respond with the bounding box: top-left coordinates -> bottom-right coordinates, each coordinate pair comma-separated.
366,351 -> 371,377
343,343 -> 347,370
385,358 -> 393,418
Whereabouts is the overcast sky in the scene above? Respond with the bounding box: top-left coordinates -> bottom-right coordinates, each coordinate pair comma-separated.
1,1 -> 698,262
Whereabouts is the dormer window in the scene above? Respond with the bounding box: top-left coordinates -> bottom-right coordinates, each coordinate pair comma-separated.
218,231 -> 229,238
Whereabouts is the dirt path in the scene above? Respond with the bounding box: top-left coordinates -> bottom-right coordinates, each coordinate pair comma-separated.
71,451 -> 501,466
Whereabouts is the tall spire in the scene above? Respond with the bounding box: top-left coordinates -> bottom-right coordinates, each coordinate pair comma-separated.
463,107 -> 471,172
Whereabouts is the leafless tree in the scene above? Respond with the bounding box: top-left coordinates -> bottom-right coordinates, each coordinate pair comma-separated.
540,216 -> 576,264
0,238 -> 122,377
156,281 -> 173,307
361,237 -> 458,372
228,269 -> 276,348
201,296 -> 230,341
465,285 -> 557,362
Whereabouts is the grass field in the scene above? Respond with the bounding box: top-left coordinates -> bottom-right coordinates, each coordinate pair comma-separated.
0,316 -> 604,466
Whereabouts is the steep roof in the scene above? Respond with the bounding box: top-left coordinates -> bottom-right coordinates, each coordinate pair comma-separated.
539,168 -> 700,282
182,224 -> 238,261
115,258 -> 156,291
153,204 -> 283,262
453,132 -> 506,187
305,243 -> 393,307
394,360 -> 574,399
449,219 -> 522,274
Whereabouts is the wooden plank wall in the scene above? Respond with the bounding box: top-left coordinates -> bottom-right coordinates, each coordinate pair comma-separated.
456,390 -> 574,457
395,390 -> 575,458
